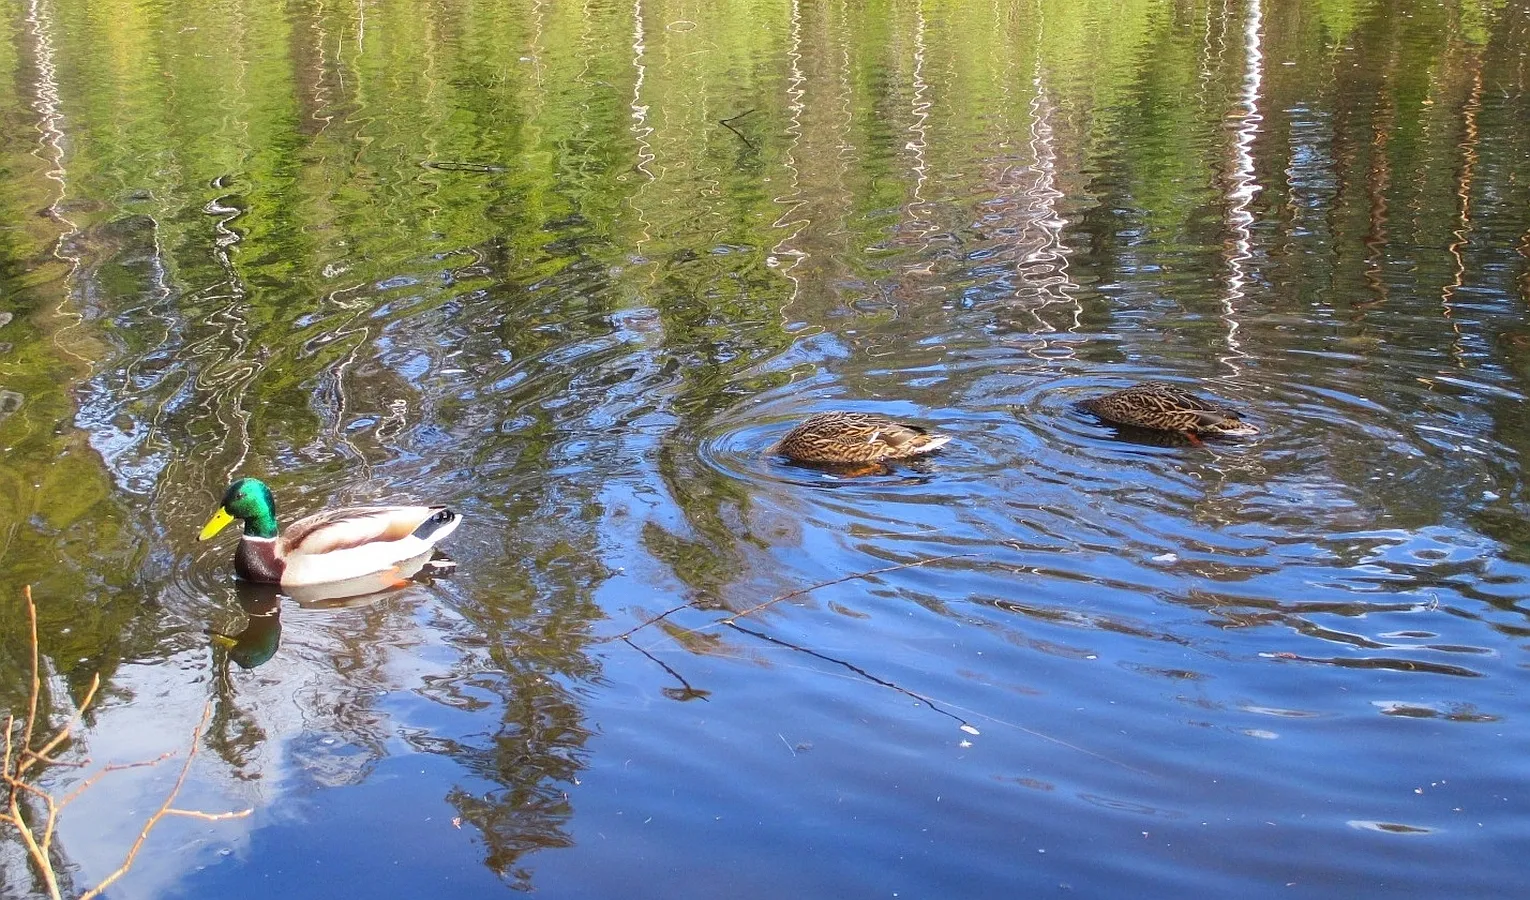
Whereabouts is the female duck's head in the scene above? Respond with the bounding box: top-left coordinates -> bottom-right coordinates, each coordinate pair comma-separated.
199,478 -> 279,540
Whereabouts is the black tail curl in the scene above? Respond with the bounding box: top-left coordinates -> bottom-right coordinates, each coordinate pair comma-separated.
412,507 -> 458,541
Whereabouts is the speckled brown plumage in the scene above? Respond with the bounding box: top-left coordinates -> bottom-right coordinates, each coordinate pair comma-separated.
772,412 -> 952,465
1079,382 -> 1258,436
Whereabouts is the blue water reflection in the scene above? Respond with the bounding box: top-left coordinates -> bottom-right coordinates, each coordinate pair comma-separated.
1,1 -> 1528,898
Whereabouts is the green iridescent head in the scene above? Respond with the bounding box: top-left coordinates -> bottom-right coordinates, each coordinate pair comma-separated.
199,478 -> 279,540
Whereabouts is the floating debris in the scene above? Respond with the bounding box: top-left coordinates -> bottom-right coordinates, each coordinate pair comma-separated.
420,160 -> 507,174
1347,820 -> 1435,835
0,389 -> 22,422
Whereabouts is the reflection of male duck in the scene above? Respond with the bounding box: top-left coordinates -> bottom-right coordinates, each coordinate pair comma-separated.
209,594 -> 282,670
209,557 -> 455,669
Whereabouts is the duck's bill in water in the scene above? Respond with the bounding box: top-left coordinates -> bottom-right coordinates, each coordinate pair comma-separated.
199,507 -> 235,541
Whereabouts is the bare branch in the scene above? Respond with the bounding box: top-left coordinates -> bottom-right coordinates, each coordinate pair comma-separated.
18,752 -> 90,770
3,712 -> 14,800
718,552 -> 975,626
8,805 -> 60,900
718,108 -> 757,151
3,586 -> 251,900
596,603 -> 692,643
607,553 -> 976,646
58,753 -> 175,809
21,674 -> 101,780
20,586 -> 40,782
77,701 -> 252,900
3,586 -> 63,899
162,808 -> 253,823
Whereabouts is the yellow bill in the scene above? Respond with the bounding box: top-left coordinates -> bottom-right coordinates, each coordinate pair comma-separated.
209,632 -> 239,650
199,507 -> 236,541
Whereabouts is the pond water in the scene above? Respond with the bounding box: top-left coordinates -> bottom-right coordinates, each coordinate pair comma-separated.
3,0 -> 1529,897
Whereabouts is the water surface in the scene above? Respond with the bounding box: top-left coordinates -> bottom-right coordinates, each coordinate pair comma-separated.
2,0 -> 1529,897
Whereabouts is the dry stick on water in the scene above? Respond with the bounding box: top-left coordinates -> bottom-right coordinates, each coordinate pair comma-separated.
618,559 -> 1142,772
723,620 -> 978,732
718,108 -> 757,151
599,602 -> 692,643
621,638 -> 710,702
715,552 -> 976,628
603,553 -> 976,646
1,585 -> 252,900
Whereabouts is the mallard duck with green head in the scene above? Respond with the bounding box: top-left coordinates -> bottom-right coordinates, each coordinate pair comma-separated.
199,478 -> 461,586
772,412 -> 952,468
1079,382 -> 1258,442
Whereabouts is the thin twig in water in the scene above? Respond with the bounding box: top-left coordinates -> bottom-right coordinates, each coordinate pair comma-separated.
23,676 -> 101,779
737,644 -> 1148,775
78,703 -> 247,900
1,585 -> 252,900
605,553 -> 972,646
20,586 -> 40,781
59,754 -> 173,808
719,108 -> 757,151
598,602 -> 692,643
726,621 -> 978,733
622,638 -> 710,702
717,553 -> 974,627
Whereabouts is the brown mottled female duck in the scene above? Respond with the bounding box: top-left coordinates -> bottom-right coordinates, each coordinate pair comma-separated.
1079,382 -> 1258,443
772,412 -> 952,470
